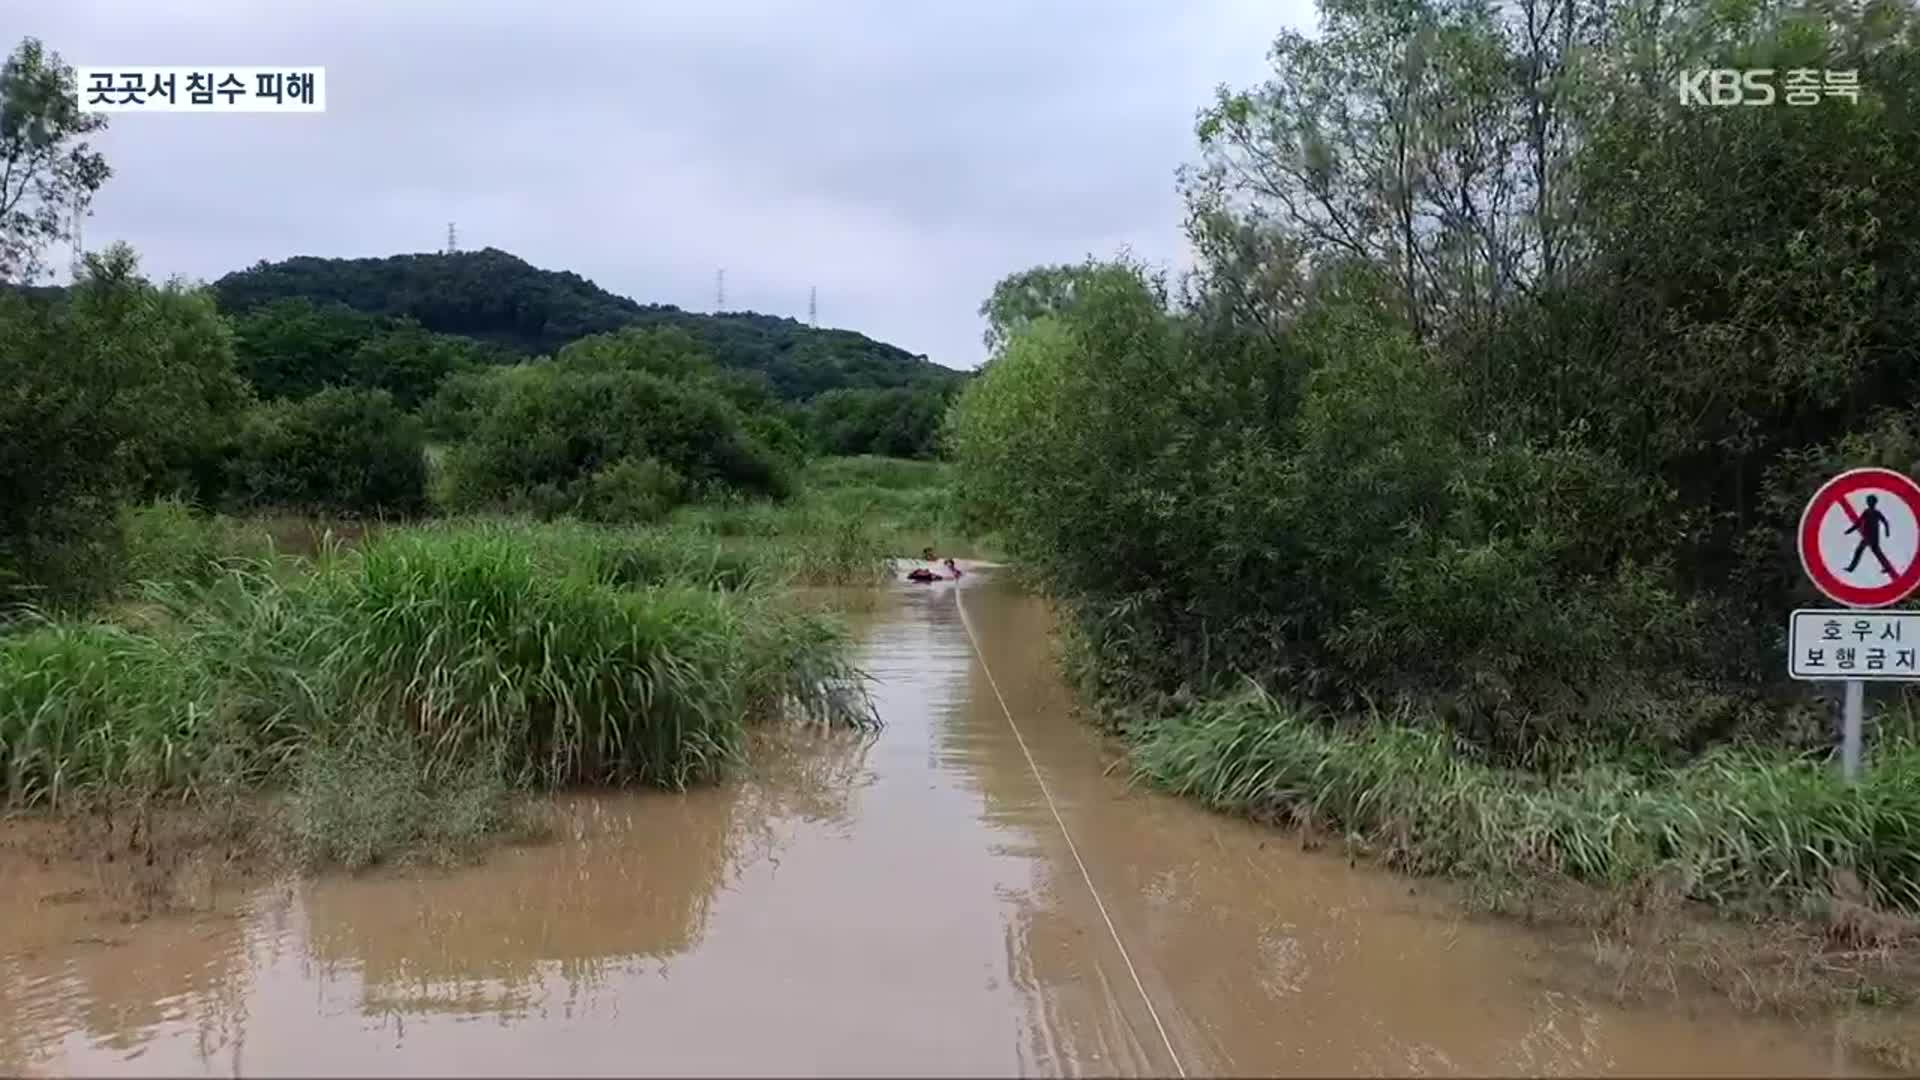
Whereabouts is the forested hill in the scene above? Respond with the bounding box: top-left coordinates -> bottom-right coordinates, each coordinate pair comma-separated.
210,248 -> 963,401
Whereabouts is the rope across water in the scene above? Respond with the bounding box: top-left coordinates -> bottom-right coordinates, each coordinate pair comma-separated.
952,580 -> 1187,1079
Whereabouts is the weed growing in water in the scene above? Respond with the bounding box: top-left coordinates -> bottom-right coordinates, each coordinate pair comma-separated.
287,723 -> 537,870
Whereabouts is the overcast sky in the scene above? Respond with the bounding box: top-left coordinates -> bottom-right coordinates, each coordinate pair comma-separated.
15,0 -> 1308,369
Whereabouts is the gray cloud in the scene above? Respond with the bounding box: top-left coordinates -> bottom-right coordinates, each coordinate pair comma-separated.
13,0 -> 1307,367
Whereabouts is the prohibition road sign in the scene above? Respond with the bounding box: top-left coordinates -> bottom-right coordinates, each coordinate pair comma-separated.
1799,467 -> 1920,608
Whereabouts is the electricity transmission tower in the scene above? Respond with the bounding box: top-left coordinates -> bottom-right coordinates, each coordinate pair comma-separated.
808,286 -> 817,326
716,268 -> 726,310
446,222 -> 459,253
70,206 -> 84,280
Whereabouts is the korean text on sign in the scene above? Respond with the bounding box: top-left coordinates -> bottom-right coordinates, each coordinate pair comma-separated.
76,68 -> 326,113
1788,608 -> 1920,681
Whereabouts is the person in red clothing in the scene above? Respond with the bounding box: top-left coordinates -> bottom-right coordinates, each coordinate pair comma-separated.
905,546 -> 943,582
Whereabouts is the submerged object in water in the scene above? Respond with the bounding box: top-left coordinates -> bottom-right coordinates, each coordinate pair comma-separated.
906,568 -> 940,583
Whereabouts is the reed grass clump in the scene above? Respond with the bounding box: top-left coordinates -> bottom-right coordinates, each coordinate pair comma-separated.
118,498 -> 277,589
0,618 -> 184,808
668,502 -> 894,586
0,522 -> 874,835
404,516 -> 778,591
314,528 -> 865,789
1131,684 -> 1920,914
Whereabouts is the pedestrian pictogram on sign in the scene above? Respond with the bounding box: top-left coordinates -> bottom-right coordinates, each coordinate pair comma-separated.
1798,468 -> 1920,608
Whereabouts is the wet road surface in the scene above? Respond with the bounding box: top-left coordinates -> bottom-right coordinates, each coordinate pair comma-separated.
0,566 -> 1888,1076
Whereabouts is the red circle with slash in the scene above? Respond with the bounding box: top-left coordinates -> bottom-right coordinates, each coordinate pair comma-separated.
1799,467 -> 1920,608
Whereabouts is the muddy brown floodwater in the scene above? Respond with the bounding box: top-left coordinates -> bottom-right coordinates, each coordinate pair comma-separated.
0,566 -> 1894,1077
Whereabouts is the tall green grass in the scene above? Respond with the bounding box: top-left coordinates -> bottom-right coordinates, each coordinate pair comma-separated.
667,454 -> 1000,566
802,455 -> 952,491
667,502 -> 895,586
403,516 -> 777,591
1131,684 -> 1920,914
414,511 -> 895,589
798,455 -> 997,558
0,521 -> 874,812
317,528 -> 857,788
0,619 -> 186,807
118,499 -> 276,589
0,559 -> 326,808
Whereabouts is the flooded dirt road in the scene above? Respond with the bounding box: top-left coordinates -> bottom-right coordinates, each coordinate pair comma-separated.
0,567 -> 1890,1076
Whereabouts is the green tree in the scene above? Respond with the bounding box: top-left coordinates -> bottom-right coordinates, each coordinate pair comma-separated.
224,388 -> 428,516
346,323 -> 483,410
0,37 -> 109,283
231,296 -> 488,408
977,262 -> 1117,352
231,297 -> 382,400
555,325 -> 713,379
441,364 -> 790,519
808,386 -> 951,458
951,0 -> 1920,765
1186,0 -> 1623,339
0,246 -> 247,604
552,326 -> 815,468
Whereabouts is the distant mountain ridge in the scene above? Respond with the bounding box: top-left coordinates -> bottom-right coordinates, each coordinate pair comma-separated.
211,248 -> 964,401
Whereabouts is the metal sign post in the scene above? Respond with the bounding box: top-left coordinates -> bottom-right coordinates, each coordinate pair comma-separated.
1842,680 -> 1864,783
1793,468 -> 1920,784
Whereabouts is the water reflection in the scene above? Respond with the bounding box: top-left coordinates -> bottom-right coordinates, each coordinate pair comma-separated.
300,785 -> 746,1010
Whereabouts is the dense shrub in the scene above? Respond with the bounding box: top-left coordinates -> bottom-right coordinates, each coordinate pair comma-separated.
947,265 -> 1740,762
807,385 -> 951,458
576,457 -> 686,524
223,388 -> 428,516
420,365 -> 495,442
440,362 -> 791,518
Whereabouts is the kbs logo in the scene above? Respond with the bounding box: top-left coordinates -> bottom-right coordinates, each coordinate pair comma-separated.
1677,69 -> 1776,105
1677,68 -> 1860,106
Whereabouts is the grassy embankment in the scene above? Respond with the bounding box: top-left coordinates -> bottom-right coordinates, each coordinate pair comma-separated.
1123,686 -> 1920,1065
0,456 -> 970,904
1129,685 -> 1920,917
